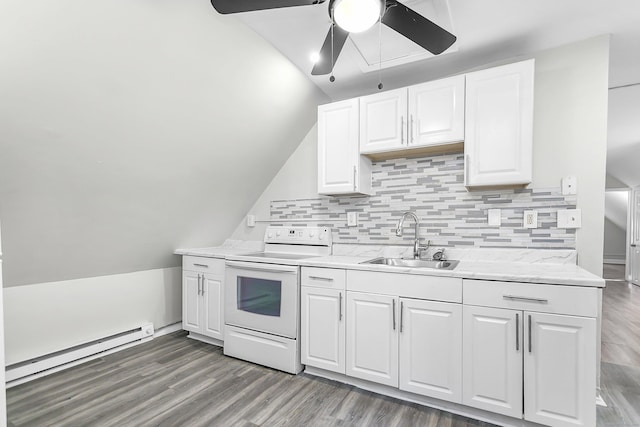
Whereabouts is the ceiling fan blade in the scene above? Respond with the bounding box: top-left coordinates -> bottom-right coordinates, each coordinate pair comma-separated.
211,0 -> 325,14
311,24 -> 349,75
381,0 -> 456,55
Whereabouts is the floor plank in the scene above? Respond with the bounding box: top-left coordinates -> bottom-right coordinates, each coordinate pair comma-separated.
6,264 -> 640,426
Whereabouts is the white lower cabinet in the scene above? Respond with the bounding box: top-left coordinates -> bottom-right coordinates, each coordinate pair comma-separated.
399,298 -> 462,403
346,291 -> 399,387
524,312 -> 596,427
462,305 -> 523,418
301,286 -> 345,374
182,256 -> 224,342
462,305 -> 596,426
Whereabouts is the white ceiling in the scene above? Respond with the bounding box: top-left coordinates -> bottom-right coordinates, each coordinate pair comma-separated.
232,0 -> 640,100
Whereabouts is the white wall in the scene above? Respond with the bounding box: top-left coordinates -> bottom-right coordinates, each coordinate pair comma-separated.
532,35 -> 610,276
0,0 -> 328,363
3,267 -> 181,365
233,36 -> 610,276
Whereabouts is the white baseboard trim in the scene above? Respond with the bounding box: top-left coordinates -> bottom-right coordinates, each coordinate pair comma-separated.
154,322 -> 182,338
5,322 -> 163,388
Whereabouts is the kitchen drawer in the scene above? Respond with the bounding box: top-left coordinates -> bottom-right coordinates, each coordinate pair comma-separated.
463,279 -> 599,318
183,256 -> 225,275
302,267 -> 346,290
347,270 -> 462,303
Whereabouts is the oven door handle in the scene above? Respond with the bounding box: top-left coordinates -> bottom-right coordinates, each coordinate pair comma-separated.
225,261 -> 298,274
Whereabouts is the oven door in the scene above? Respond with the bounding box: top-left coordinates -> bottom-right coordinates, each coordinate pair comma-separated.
225,260 -> 299,339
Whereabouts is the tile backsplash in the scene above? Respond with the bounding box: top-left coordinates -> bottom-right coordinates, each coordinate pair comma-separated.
271,153 -> 577,249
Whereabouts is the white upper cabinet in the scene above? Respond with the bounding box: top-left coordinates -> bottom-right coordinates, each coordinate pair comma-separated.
359,88 -> 408,154
408,75 -> 465,148
464,59 -> 534,187
318,99 -> 372,196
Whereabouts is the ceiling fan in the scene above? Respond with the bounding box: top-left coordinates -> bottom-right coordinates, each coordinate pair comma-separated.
209,0 -> 456,76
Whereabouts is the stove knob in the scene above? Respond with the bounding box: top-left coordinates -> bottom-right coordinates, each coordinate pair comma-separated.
276,230 -> 282,237
267,232 -> 273,239
309,231 -> 315,238
319,232 -> 326,240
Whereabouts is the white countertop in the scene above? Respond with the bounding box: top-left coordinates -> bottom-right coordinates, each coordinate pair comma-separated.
297,255 -> 605,288
174,239 -> 263,259
175,242 -> 605,288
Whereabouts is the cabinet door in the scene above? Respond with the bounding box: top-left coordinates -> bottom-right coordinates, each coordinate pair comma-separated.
301,287 -> 345,373
524,312 -> 596,427
462,305 -> 523,418
360,88 -> 408,154
346,292 -> 399,387
399,298 -> 462,403
318,99 -> 362,195
465,59 -> 534,187
182,271 -> 202,333
408,75 -> 465,147
202,273 -> 224,340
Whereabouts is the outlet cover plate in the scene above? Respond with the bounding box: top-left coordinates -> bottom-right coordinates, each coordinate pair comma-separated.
488,209 -> 501,226
562,176 -> 577,195
558,209 -> 582,228
347,212 -> 357,227
524,211 -> 538,229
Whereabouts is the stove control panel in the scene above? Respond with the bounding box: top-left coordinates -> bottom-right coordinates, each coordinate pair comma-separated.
265,226 -> 332,246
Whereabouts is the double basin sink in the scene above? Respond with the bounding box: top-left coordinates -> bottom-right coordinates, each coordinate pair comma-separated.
361,257 -> 459,270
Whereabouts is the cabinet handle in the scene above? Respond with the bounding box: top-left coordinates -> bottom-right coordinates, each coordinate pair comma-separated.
197,274 -> 201,295
193,263 -> 209,268
308,275 -> 334,281
392,299 -> 396,330
528,314 -> 532,353
201,275 -> 205,295
503,295 -> 548,304
353,166 -> 357,191
401,116 -> 405,145
632,244 -> 637,247
515,313 -> 519,351
410,115 -> 414,145
400,301 -> 404,333
339,292 -> 343,321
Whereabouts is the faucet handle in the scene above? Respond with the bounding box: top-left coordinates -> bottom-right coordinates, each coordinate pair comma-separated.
432,248 -> 446,261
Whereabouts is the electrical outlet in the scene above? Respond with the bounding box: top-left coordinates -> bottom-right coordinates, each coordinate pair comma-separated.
488,209 -> 501,226
558,209 -> 582,228
562,176 -> 577,195
524,210 -> 538,229
246,215 -> 255,227
347,211 -> 357,227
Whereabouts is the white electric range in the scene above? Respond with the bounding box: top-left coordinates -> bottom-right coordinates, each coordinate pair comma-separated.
224,226 -> 332,374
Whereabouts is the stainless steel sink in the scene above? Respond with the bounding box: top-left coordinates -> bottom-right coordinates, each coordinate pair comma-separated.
361,257 -> 459,270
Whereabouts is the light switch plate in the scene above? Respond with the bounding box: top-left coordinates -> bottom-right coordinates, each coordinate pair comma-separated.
558,209 -> 582,228
488,209 -> 501,226
246,215 -> 256,227
562,176 -> 577,195
524,211 -> 538,229
347,212 -> 357,227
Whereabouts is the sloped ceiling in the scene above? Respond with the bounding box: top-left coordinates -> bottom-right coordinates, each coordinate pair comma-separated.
0,0 -> 328,286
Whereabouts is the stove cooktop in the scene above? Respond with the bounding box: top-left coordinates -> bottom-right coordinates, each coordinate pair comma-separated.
239,252 -> 318,261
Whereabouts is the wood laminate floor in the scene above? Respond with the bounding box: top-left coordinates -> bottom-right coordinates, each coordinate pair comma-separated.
6,264 -> 640,426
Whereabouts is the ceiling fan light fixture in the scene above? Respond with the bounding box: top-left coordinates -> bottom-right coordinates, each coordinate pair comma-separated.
333,0 -> 381,33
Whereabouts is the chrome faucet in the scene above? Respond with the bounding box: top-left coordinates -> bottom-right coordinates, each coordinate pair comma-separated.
395,211 -> 429,259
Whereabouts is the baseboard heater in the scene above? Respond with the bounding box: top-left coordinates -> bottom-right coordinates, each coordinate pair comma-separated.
5,323 -> 155,388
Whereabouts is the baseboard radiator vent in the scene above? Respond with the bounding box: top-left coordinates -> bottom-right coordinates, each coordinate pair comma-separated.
6,323 -> 154,388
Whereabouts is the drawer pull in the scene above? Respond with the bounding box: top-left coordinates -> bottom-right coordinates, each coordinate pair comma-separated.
400,301 -> 404,333
503,295 -> 548,303
339,292 -> 343,321
308,275 -> 334,282
193,263 -> 209,268
392,299 -> 396,330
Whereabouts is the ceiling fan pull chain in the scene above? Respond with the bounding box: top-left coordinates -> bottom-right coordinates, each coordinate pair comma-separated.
377,8 -> 383,90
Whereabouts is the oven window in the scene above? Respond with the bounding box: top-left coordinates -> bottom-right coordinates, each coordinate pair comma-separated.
237,276 -> 282,317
